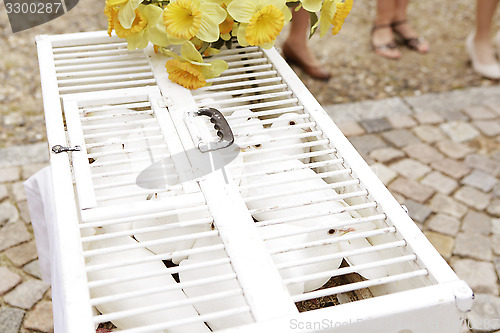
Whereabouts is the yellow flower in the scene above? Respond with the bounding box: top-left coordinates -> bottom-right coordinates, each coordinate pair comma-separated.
166,59 -> 206,90
114,8 -> 147,38
319,0 -> 352,37
300,0 -> 323,12
219,4 -> 234,41
227,0 -> 291,49
164,41 -> 228,89
163,0 -> 227,43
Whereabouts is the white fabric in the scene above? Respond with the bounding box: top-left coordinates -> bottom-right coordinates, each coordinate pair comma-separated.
24,166 -> 54,284
24,166 -> 65,333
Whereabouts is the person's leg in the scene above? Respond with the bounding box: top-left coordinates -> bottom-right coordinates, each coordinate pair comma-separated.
473,0 -> 499,65
284,7 -> 321,68
283,7 -> 331,80
392,0 -> 429,53
372,0 -> 401,59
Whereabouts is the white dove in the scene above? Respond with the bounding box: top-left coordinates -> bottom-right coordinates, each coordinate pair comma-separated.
178,235 -> 254,331
267,113 -> 311,163
240,135 -> 386,287
86,233 -> 210,333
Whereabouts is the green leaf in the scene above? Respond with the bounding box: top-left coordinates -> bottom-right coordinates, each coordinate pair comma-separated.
198,42 -> 210,55
286,1 -> 300,8
212,37 -> 225,50
309,11 -> 319,38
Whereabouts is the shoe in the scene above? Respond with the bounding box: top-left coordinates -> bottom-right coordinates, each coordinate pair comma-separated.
466,31 -> 500,80
390,20 -> 429,53
282,43 -> 331,81
371,24 -> 401,60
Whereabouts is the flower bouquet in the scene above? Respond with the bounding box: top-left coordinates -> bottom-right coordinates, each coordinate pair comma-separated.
105,0 -> 352,89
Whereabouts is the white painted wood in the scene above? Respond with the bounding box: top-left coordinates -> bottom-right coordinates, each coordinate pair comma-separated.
61,99 -> 97,209
35,34 -> 94,333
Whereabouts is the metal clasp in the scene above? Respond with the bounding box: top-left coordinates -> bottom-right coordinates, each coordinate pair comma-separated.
51,145 -> 81,154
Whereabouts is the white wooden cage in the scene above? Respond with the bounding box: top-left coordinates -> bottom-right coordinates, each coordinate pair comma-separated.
36,31 -> 473,333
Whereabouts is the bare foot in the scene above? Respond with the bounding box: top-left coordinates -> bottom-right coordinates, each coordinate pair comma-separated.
283,41 -> 322,68
371,26 -> 401,59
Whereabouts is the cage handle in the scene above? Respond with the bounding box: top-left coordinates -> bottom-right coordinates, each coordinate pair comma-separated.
195,108 -> 234,152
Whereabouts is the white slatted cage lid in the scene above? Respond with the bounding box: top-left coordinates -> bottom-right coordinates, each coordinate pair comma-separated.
36,31 -> 473,333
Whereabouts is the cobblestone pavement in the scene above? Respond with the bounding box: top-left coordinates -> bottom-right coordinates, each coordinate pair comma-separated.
1,86 -> 500,331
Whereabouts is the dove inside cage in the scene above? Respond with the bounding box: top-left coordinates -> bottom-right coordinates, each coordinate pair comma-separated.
37,33 -> 468,333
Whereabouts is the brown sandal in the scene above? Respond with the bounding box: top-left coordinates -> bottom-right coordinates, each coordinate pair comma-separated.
371,24 -> 400,59
390,20 -> 429,53
282,43 -> 331,81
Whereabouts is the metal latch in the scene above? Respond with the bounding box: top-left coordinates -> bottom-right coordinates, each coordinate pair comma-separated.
185,108 -> 234,153
51,145 -> 81,154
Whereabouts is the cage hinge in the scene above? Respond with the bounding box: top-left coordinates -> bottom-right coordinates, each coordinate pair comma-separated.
51,145 -> 81,154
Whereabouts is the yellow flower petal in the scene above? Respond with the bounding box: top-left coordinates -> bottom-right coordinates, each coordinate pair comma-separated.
166,59 -> 206,90
300,0 -> 322,12
114,8 -> 147,39
118,0 -> 142,29
200,59 -> 228,79
236,23 -> 249,46
227,0 -> 257,23
196,2 -> 227,42
245,4 -> 284,46
180,41 -> 204,64
163,0 -> 202,40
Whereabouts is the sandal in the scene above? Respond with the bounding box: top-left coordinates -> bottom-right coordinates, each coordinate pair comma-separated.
371,24 -> 401,59
390,20 -> 429,53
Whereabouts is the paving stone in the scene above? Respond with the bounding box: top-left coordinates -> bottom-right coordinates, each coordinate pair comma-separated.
462,211 -> 492,236
413,111 -> 445,125
440,110 -> 469,122
21,163 -> 48,180
0,166 -> 21,183
474,120 -> 500,137
337,121 -> 365,137
0,267 -> 22,295
412,125 -> 446,143
24,260 -> 43,280
440,121 -> 481,143
466,293 -> 500,331
423,231 -> 455,259
17,200 -> 30,224
453,260 -> 498,295
485,102 -> 500,115
0,201 -> 20,225
454,186 -> 492,210
453,232 -> 492,261
381,129 -> 421,148
369,147 -> 405,163
431,158 -> 472,179
402,143 -> 444,164
371,163 -> 397,185
427,213 -> 461,236
4,279 -> 50,310
11,181 -> 26,202
462,105 -> 498,120
386,114 -> 417,129
4,240 -> 38,267
494,184 -> 500,198
488,199 -> 500,217
358,118 -> 392,134
24,300 -> 54,333
430,194 -> 468,219
389,158 -> 432,180
0,307 -> 25,333
493,219 -> 500,234
0,222 -> 32,251
436,140 -> 474,159
389,178 -> 436,203
403,199 -> 432,223
461,169 -> 498,193
421,171 -> 459,195
348,134 -> 388,155
0,184 -> 8,202
465,154 -> 500,176
492,235 -> 500,256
